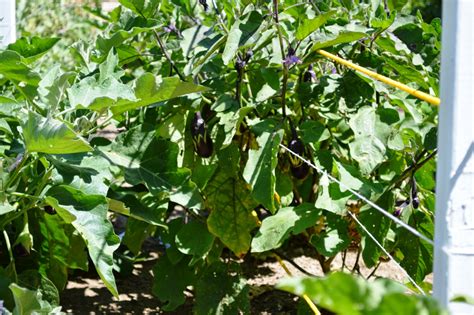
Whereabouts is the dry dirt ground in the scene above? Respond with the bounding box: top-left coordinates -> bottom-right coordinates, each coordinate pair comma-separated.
60,236 -> 427,314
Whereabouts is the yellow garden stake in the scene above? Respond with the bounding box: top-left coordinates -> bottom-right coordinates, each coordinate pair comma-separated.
273,254 -> 321,315
316,49 -> 441,106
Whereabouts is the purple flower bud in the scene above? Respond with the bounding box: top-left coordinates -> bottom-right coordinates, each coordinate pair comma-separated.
394,199 -> 410,217
163,23 -> 178,33
235,55 -> 246,71
283,47 -> 302,67
331,67 -> 337,74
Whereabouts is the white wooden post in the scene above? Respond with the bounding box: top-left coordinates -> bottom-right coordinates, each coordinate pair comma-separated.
0,0 -> 16,47
433,0 -> 474,314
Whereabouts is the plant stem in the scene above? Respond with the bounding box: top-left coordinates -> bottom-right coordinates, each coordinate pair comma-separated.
390,149 -> 438,190
152,29 -> 186,81
366,261 -> 382,279
272,0 -> 288,118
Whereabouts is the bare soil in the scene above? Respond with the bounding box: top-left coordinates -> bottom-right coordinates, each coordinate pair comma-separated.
60,235 -> 421,314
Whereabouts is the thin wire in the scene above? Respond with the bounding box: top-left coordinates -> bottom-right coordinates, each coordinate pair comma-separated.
279,144 -> 434,246
347,211 -> 426,295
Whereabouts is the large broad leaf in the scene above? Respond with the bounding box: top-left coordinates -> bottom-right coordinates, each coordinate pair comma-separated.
21,111 -> 92,154
108,194 -> 167,227
296,11 -> 336,40
251,204 -> 322,253
194,262 -> 249,315
315,174 -> 352,215
48,152 -> 113,196
69,71 -> 208,114
30,210 -> 88,291
38,65 -> 75,110
7,36 -> 60,62
109,74 -> 209,115
45,186 -> 120,297
349,135 -> 386,175
67,50 -> 136,111
222,11 -> 263,65
277,272 -> 447,315
205,171 -> 259,256
105,127 -> 202,208
175,220 -> 215,264
152,255 -> 196,311
310,212 -> 350,257
397,212 -> 433,283
243,130 -> 283,213
0,50 -> 41,85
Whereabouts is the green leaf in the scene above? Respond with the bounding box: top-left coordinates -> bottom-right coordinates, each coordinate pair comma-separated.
152,255 -> 196,311
315,175 -> 352,215
38,65 -> 75,110
118,0 -> 160,18
222,11 -> 263,65
311,31 -> 367,52
300,121 -> 330,144
108,195 -> 167,227
243,130 -> 283,213
0,96 -> 23,117
0,50 -> 41,85
70,72 -> 209,114
359,193 -> 393,267
296,11 -> 336,41
45,186 -> 120,297
67,51 -> 136,111
0,201 -> 15,216
122,218 -> 154,255
7,36 -> 60,62
106,127 -> 202,208
397,212 -> 433,283
310,213 -> 350,257
194,262 -> 249,315
205,172 -> 259,256
31,209 -> 88,291
175,220 -> 215,263
277,272 -> 417,315
17,270 -> 60,307
349,135 -> 386,175
21,111 -> 92,154
49,152 -> 113,196
9,283 -> 62,315
251,204 -> 321,253
96,25 -> 157,55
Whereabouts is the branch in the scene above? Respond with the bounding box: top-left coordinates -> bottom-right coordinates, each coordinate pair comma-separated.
152,29 -> 186,81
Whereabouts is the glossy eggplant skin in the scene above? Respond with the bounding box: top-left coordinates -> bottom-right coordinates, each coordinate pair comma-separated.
191,112 -> 213,158
288,137 -> 309,180
44,205 -> 57,215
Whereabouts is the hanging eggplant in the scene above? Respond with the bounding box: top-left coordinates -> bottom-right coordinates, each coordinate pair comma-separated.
191,111 -> 213,158
288,123 -> 310,179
